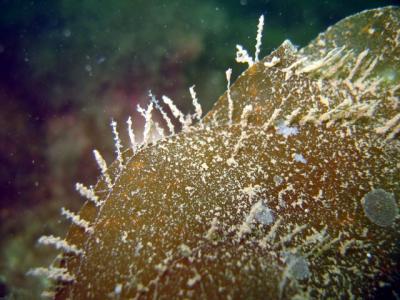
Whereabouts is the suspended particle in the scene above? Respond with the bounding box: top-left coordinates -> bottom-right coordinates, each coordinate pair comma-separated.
283,253 -> 310,280
293,153 -> 307,164
273,175 -> 284,186
290,256 -> 310,280
362,188 -> 398,227
246,200 -> 274,225
276,121 -> 299,138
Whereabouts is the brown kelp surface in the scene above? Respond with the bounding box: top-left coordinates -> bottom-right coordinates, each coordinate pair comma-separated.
31,6 -> 399,299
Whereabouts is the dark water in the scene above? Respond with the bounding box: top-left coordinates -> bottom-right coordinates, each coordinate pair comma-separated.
0,0 -> 398,298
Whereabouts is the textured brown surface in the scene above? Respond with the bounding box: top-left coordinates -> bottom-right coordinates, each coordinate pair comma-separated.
53,6 -> 399,299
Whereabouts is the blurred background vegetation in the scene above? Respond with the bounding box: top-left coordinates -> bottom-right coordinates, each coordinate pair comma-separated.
0,0 -> 398,298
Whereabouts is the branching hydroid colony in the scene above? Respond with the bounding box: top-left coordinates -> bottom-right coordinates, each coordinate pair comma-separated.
29,7 -> 400,299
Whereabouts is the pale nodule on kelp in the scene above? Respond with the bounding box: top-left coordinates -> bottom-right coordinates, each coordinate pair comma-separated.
29,6 -> 399,300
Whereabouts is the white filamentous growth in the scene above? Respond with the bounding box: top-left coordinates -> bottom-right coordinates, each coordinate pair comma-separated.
142,102 -> 154,145
61,207 -> 94,234
263,108 -> 282,130
126,117 -> 137,153
285,107 -> 302,124
387,123 -> 400,141
27,266 -> 75,282
162,95 -> 191,131
150,92 -> 175,135
346,49 -> 369,82
240,104 -> 253,128
184,115 -> 193,131
93,149 -> 113,189
235,45 -> 254,67
228,104 -> 253,164
38,235 -> 83,255
376,113 -> 400,140
264,56 -> 280,68
111,119 -> 124,171
375,113 -> 400,134
189,85 -> 203,122
354,56 -> 379,88
298,47 -> 345,74
154,121 -> 165,140
282,57 -> 308,80
75,182 -> 102,207
255,15 -> 264,62
226,68 -> 234,125
136,104 -> 146,118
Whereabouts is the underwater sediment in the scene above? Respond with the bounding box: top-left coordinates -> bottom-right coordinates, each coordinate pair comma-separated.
30,6 -> 399,299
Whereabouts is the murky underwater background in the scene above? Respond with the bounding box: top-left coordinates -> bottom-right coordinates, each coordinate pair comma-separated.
0,0 -> 399,299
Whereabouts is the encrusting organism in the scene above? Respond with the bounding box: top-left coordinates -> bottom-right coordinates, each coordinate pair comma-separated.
29,7 -> 399,299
